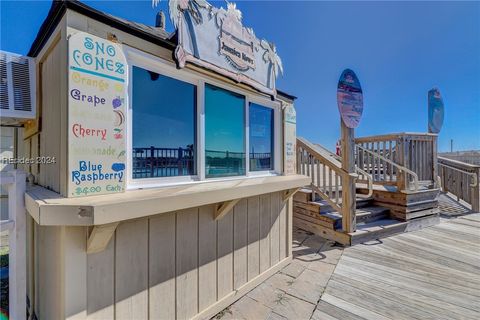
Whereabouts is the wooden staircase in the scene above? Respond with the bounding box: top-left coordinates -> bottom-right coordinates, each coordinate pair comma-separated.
294,190 -> 398,245
293,188 -> 439,245
295,134 -> 441,246
356,184 -> 440,220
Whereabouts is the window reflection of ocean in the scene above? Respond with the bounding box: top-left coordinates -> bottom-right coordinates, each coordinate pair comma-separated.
132,148 -> 272,178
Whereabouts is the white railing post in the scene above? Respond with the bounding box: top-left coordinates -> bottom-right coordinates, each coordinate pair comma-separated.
5,170 -> 27,319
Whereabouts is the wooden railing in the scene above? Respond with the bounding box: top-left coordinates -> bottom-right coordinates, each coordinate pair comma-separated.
438,156 -> 480,212
133,146 -> 195,178
355,144 -> 419,191
132,147 -> 274,178
354,133 -> 438,191
0,170 -> 26,319
297,137 -> 345,212
315,143 -> 374,198
297,137 -> 373,232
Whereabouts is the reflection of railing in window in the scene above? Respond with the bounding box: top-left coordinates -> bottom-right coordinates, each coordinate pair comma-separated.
133,148 -> 272,178
206,150 -> 245,176
250,152 -> 272,170
133,147 -> 194,179
250,152 -> 271,159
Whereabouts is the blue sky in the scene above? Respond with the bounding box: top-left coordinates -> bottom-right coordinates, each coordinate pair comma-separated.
1,0 -> 479,152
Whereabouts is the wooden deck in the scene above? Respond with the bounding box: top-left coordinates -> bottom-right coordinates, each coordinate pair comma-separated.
216,208 -> 479,320
317,213 -> 480,320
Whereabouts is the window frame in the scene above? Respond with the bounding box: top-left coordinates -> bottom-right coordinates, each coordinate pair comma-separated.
125,47 -> 200,189
204,82 -> 247,179
246,97 -> 281,176
124,45 -> 282,190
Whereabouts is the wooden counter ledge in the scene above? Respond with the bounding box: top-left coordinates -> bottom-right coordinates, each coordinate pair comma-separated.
26,174 -> 310,226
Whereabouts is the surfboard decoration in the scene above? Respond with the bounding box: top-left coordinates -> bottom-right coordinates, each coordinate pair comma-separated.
337,69 -> 363,128
428,87 -> 444,134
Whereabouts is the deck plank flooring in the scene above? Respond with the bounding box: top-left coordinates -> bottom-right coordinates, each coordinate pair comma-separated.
320,213 -> 480,320
215,210 -> 479,320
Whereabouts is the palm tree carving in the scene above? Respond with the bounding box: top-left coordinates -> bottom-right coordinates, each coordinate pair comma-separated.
152,0 -> 211,29
152,0 -> 211,64
151,1 -> 282,92
260,40 -> 283,90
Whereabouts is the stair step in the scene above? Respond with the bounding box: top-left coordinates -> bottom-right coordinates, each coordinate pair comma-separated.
295,204 -> 391,231
349,218 -> 408,245
295,188 -> 372,207
308,197 -> 373,213
356,206 -> 390,223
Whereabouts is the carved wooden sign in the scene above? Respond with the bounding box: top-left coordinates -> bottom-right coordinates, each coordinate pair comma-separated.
337,69 -> 363,129
164,0 -> 282,96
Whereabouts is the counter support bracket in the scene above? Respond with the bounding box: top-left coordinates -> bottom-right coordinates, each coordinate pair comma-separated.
87,222 -> 119,254
283,188 -> 301,202
214,199 -> 240,220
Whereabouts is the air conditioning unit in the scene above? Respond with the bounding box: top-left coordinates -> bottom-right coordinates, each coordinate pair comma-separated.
0,50 -> 36,123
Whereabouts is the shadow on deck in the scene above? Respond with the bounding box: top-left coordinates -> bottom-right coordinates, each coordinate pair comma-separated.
319,212 -> 480,320
438,192 -> 477,218
215,201 -> 480,320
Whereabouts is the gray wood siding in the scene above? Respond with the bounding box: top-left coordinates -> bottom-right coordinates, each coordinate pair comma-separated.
26,34 -> 67,194
39,41 -> 62,192
85,191 -> 289,319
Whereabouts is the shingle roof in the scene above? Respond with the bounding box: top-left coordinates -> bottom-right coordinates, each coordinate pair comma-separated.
28,0 -> 175,57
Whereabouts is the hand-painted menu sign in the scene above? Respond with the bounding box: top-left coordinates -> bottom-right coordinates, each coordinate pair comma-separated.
162,0 -> 282,96
428,87 -> 444,134
337,69 -> 363,128
68,32 -> 127,197
284,104 -> 297,175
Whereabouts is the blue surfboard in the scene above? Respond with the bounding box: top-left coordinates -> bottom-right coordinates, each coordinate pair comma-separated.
428,88 -> 444,134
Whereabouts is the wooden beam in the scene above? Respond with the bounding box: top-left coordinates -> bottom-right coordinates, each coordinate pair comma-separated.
214,199 -> 240,220
293,217 -> 351,246
341,119 -> 356,233
86,222 -> 119,254
432,136 -> 438,188
282,188 -> 301,202
6,170 -> 27,319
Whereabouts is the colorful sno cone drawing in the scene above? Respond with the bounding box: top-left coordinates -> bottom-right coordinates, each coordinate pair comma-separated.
114,83 -> 124,92
117,150 -> 126,161
113,128 -> 123,139
112,96 -> 123,109
337,69 -> 363,128
113,110 -> 125,126
111,163 -> 125,172
428,88 -> 444,134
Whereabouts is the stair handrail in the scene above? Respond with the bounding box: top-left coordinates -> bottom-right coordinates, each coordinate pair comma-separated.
437,156 -> 480,212
298,137 -> 344,170
297,137 -> 346,213
438,157 -> 478,187
355,166 -> 374,198
297,137 -> 373,208
315,143 -> 374,198
356,144 -> 419,191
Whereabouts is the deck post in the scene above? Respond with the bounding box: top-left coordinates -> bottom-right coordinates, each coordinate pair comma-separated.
432,135 -> 439,188
7,170 -> 27,320
473,167 -> 480,212
341,119 -> 356,233
396,136 -> 407,191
